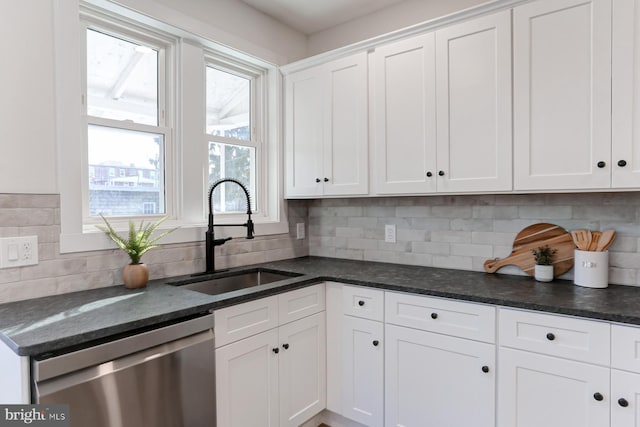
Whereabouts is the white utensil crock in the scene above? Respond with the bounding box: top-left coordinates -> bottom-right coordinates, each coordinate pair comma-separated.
574,250 -> 609,288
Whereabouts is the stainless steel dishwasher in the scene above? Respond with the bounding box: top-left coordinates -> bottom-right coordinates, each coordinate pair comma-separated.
32,314 -> 215,427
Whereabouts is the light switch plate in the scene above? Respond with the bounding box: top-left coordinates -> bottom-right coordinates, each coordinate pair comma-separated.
0,236 -> 38,268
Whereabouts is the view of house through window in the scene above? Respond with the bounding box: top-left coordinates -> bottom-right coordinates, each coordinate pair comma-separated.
85,27 -> 166,217
206,66 -> 257,213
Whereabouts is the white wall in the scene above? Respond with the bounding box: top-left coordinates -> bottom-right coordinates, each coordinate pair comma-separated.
0,1 -> 57,194
307,0 -> 489,55
0,0 -> 307,195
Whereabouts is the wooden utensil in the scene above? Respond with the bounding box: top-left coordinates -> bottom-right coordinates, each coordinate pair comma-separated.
571,229 -> 593,251
596,229 -> 616,252
588,231 -> 601,251
484,223 -> 575,277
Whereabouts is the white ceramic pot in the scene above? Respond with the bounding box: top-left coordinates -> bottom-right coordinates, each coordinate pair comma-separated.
534,264 -> 554,282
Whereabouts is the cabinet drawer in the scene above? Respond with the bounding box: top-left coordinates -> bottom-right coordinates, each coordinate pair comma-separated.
612,324 -> 640,373
385,291 -> 495,343
343,285 -> 384,321
214,296 -> 279,348
499,308 -> 610,365
278,283 -> 326,325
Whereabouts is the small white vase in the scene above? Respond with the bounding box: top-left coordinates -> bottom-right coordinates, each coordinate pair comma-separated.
534,264 -> 554,282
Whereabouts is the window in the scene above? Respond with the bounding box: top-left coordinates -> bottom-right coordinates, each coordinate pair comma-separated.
83,23 -> 170,218
206,63 -> 259,214
56,3 -> 286,253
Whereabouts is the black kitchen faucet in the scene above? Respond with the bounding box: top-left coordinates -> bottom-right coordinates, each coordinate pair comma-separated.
201,178 -> 254,274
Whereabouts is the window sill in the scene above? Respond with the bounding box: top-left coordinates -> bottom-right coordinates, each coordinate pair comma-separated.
60,220 -> 289,254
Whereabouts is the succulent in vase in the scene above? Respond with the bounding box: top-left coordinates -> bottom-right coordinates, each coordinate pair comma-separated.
531,245 -> 558,265
96,215 -> 176,288
531,245 -> 557,282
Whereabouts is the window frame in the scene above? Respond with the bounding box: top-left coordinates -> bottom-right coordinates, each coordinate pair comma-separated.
55,1 -> 287,254
80,12 -> 175,225
204,55 -> 264,216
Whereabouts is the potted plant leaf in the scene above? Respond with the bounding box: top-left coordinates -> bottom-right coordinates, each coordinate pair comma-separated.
97,215 -> 176,289
531,245 -> 557,282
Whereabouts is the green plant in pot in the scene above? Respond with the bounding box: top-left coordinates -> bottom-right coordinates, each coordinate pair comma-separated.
531,245 -> 557,282
97,215 -> 176,289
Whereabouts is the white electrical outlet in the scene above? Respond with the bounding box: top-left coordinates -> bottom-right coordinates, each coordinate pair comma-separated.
0,236 -> 38,268
296,223 -> 306,240
385,224 -> 397,243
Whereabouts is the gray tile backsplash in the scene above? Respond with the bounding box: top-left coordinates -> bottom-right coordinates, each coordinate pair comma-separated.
0,194 -> 308,303
307,193 -> 640,287
3,192 -> 640,303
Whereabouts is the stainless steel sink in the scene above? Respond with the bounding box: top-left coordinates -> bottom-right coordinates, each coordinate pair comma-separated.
170,270 -> 301,296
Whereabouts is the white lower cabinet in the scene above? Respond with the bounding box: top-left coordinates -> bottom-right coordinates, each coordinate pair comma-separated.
279,312 -> 327,427
342,315 -> 384,427
612,369 -> 640,426
215,284 -> 326,427
216,312 -> 326,427
385,323 -> 495,427
216,328 -> 280,427
498,347 -> 610,427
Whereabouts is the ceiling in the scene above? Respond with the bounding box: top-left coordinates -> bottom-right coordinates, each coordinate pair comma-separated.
239,0 -> 408,34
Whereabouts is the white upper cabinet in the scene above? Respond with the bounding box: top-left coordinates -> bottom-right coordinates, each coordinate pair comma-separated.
612,0 -> 640,188
285,52 -> 368,197
285,66 -> 324,197
435,10 -> 512,192
373,33 -> 437,194
513,0 -> 612,190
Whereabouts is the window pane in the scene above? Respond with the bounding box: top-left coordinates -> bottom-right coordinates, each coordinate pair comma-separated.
208,142 -> 255,213
86,29 -> 158,126
206,67 -> 250,140
88,125 -> 165,216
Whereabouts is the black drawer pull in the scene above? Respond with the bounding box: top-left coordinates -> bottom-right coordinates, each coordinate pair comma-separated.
272,347 -> 279,354
481,365 -> 490,373
373,340 -> 379,347
431,312 -> 438,319
546,332 -> 556,341
593,392 -> 604,402
358,300 -> 365,306
282,343 -> 289,350
618,398 -> 629,408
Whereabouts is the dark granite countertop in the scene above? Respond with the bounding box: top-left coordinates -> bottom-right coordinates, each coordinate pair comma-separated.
2,256 -> 640,357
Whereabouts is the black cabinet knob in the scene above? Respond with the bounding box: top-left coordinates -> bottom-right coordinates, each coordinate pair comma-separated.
594,392 -> 604,401
282,343 -> 289,350
358,300 -> 365,306
481,365 -> 490,373
373,340 -> 379,347
324,177 -> 329,182
426,171 -> 433,177
618,398 -> 629,407
272,347 -> 279,354
546,332 -> 556,341
618,160 -> 628,167
597,161 -> 606,168
438,170 -> 445,176
431,312 -> 438,319
315,178 -> 321,183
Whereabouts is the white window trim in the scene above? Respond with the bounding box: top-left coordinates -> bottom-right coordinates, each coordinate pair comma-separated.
54,0 -> 287,254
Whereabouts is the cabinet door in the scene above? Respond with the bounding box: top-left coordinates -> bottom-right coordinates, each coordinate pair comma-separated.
612,0 -> 640,187
285,66 -> 324,197
373,33 -> 437,194
513,0 -> 612,190
385,324 -> 495,427
216,329 -> 279,427
279,312 -> 327,427
342,316 -> 384,427
612,369 -> 640,427
498,347 -> 609,427
435,11 -> 512,192
323,53 -> 369,196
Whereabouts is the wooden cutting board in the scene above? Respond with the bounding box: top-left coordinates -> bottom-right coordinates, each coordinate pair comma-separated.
484,223 -> 576,277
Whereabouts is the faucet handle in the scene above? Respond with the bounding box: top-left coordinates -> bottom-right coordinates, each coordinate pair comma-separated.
246,218 -> 255,239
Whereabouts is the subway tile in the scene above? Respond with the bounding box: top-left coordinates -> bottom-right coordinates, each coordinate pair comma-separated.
450,243 -> 493,258
412,241 -> 450,256
473,206 -> 518,219
336,227 -> 364,238
450,219 -> 493,232
518,205 -> 572,220
431,231 -> 471,243
363,250 -> 400,264
395,206 -> 431,218
335,248 -> 364,261
433,255 -> 472,270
